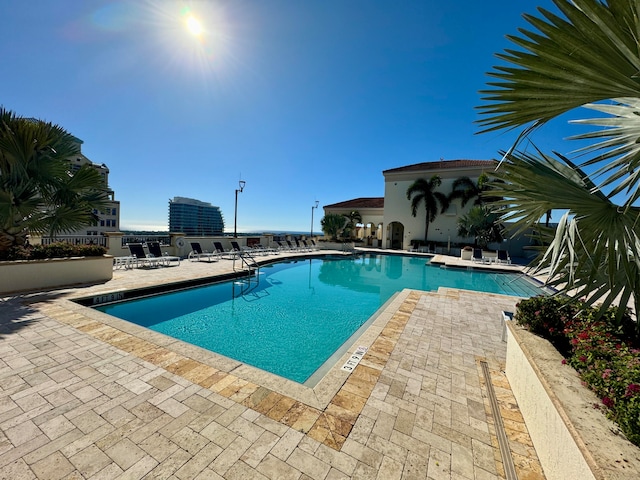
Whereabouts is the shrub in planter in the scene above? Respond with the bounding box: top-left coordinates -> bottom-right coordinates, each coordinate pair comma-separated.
515,295 -> 640,446
0,242 -> 107,261
565,314 -> 640,445
514,295 -> 575,356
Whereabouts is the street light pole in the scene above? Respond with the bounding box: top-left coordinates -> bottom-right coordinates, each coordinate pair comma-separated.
310,200 -> 319,239
234,180 -> 246,238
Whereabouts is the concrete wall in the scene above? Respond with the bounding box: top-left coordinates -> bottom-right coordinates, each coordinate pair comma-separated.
506,322 -> 640,480
0,256 -> 114,294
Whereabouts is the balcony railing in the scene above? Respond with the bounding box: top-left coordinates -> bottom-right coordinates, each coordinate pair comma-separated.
39,236 -> 108,247
121,235 -> 171,246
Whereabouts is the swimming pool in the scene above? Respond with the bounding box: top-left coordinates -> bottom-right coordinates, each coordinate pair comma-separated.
96,254 -> 542,384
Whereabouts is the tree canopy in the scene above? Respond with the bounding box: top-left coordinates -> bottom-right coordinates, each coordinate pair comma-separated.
0,108 -> 110,257
406,175 -> 449,242
478,0 -> 640,327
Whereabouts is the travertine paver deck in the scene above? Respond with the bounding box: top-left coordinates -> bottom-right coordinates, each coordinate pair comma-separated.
0,251 -> 544,479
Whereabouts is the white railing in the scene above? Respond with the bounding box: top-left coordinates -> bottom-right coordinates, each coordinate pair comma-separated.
39,236 -> 108,247
121,235 -> 171,247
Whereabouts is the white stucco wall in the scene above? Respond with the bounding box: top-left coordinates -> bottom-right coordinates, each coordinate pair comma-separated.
0,256 -> 113,294
382,164 -> 492,249
506,322 -> 640,480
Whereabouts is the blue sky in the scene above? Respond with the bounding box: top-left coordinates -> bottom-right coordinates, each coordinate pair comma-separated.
2,0 -> 571,233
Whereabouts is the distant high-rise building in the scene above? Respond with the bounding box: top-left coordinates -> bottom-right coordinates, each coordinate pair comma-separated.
169,197 -> 225,235
66,137 -> 120,236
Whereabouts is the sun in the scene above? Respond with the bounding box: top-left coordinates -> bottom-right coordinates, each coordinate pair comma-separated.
185,15 -> 203,36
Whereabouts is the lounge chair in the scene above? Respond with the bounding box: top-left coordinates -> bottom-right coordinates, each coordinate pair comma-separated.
287,240 -> 302,252
276,241 -> 291,252
188,242 -> 219,262
213,241 -> 235,259
496,250 -> 511,264
296,239 -> 311,252
230,241 -> 243,257
148,241 -> 181,266
128,243 -> 163,268
472,248 -> 487,263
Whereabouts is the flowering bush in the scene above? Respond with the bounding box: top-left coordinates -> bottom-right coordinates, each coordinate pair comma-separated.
515,295 -> 640,446
514,295 -> 575,356
0,242 -> 106,261
565,316 -> 640,445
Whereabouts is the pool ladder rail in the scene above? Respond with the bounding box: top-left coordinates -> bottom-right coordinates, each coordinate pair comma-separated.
231,251 -> 262,298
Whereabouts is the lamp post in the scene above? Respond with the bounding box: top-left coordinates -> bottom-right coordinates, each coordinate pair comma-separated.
310,200 -> 319,239
234,180 -> 246,238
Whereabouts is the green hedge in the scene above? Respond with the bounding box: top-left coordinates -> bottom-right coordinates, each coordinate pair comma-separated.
0,242 -> 107,261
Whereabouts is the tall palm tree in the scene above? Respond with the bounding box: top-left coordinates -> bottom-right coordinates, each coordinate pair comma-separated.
477,0 -> 640,328
406,175 -> 449,243
342,210 -> 362,239
0,108 -> 110,256
449,173 -> 503,207
449,174 -> 486,207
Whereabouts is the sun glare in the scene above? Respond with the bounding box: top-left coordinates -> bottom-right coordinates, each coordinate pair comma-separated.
186,15 -> 203,36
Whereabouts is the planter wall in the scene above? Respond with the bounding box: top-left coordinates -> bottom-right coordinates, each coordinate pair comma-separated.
505,322 -> 640,480
0,255 -> 113,294
317,241 -> 356,251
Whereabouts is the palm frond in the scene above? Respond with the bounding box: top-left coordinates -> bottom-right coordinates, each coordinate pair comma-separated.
492,150 -> 640,319
568,98 -> 640,205
478,0 -> 640,133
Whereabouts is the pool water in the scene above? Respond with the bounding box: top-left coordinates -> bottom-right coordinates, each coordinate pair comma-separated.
97,254 -> 542,383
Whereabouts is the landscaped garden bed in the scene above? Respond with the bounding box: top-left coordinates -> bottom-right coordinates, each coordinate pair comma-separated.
506,296 -> 640,480
0,243 -> 112,294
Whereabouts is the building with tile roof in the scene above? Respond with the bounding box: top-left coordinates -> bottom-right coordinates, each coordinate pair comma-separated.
323,159 -> 500,250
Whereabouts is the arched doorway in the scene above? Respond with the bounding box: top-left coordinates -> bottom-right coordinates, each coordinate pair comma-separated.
387,222 -> 404,249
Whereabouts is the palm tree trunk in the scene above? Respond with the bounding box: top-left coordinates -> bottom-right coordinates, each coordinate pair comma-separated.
0,230 -> 20,255
424,209 -> 430,243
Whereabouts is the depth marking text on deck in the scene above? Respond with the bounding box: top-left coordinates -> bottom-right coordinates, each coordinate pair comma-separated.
341,346 -> 368,372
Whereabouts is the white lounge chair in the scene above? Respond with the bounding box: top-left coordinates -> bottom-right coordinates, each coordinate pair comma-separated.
188,242 -> 219,262
128,243 -> 163,268
148,241 -> 181,266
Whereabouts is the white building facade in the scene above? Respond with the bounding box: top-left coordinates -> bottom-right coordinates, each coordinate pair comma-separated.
66,138 -> 120,237
324,159 -> 499,251
382,159 -> 496,250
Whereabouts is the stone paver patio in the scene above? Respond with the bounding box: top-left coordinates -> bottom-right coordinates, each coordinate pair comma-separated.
0,251 -> 544,479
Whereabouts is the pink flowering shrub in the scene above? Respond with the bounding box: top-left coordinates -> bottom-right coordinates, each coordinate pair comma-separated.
565,315 -> 640,445
514,295 -> 575,355
515,296 -> 640,446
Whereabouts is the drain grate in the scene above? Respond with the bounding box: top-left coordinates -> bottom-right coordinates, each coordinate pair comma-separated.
481,360 -> 518,480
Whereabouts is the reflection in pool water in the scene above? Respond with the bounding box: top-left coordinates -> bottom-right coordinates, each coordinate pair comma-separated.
97,254 -> 541,383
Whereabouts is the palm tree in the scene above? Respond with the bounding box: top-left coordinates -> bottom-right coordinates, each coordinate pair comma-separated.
0,108 -> 110,256
321,213 -> 346,241
406,175 -> 449,243
449,174 -> 485,207
449,173 -> 503,207
456,205 -> 503,249
477,0 -> 640,329
342,210 -> 362,240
